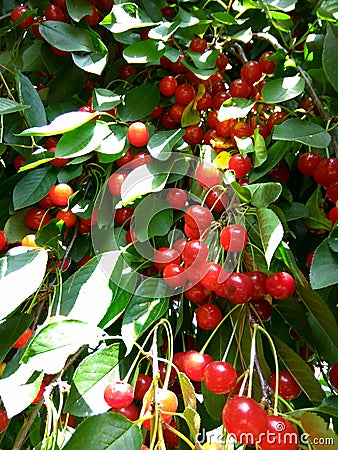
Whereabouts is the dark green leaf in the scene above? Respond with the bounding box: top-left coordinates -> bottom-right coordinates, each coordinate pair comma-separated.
310,238 -> 338,289
262,76 -> 305,103
92,88 -> 121,111
72,43 -> 108,75
39,21 -> 94,52
308,313 -> 338,366
305,186 -> 332,231
0,314 -> 33,362
65,344 -> 120,416
63,412 -> 143,449
279,201 -> 309,221
13,166 -> 58,210
181,58 -> 218,80
134,197 -> 173,242
35,218 -> 64,256
57,164 -> 83,183
118,83 -> 160,122
201,382 -> 225,421
329,226 -> 338,252
275,297 -> 313,345
272,335 -> 325,405
273,119 -> 331,148
0,249 -> 48,321
256,207 -> 284,267
4,209 -> 33,244
123,39 -> 166,64
14,69 -> 47,128
187,49 -> 219,70
66,0 -> 92,22
212,12 -> 237,24
244,182 -> 282,207
0,98 -> 30,115
317,0 -> 338,22
323,24 -> 338,93
147,129 -> 185,160
249,141 -> 290,182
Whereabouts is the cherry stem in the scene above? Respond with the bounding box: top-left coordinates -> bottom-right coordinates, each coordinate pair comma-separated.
247,323 -> 258,398
221,310 -> 241,362
199,303 -> 242,354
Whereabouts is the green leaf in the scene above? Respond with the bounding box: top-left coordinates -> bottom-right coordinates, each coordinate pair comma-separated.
0,98 -> 30,115
323,24 -> 338,93
101,3 -> 155,33
133,197 -> 173,242
300,412 -> 337,449
310,238 -> 338,289
13,166 -> 58,210
273,119 -> 331,148
182,406 -> 201,442
272,335 -> 325,404
201,382 -> 225,421
72,28 -> 108,76
181,100 -> 201,127
147,129 -> 185,160
275,297 -> 313,345
308,313 -> 338,366
218,98 -> 256,121
39,21 -> 94,52
0,248 -> 48,321
63,412 -> 142,449
14,69 -> 47,128
118,83 -> 160,122
3,209 -> 33,244
56,122 -> 111,158
212,12 -> 237,24
65,344 -> 120,416
18,111 -> 98,136
187,49 -> 219,70
98,124 -> 127,155
178,372 -> 197,411
279,201 -> 309,221
249,141 -> 290,182
262,76 -> 305,103
92,88 -> 121,111
329,226 -> 338,252
123,39 -> 166,64
66,0 -> 92,21
181,59 -> 218,80
35,218 -> 64,256
243,182 -> 282,207
253,127 -> 267,167
0,314 -> 33,362
57,257 -> 113,325
121,278 -> 169,353
22,319 -> 106,374
305,186 -> 332,231
317,0 -> 338,22
256,207 -> 284,267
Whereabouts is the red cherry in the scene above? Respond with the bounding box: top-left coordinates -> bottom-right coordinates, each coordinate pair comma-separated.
222,273 -> 254,304
183,125 -> 204,146
25,208 -> 51,230
0,409 -> 9,434
184,350 -> 214,381
159,75 -> 178,96
266,272 -> 296,300
246,271 -> 268,300
267,111 -> 287,131
228,154 -> 252,179
116,404 -> 140,421
120,64 -> 137,80
56,209 -> 77,227
163,421 -> 179,448
174,84 -> 196,105
48,147 -> 69,167
153,247 -> 181,272
127,122 -> 149,147
114,207 -> 133,226
313,158 -> 338,187
13,328 -> 33,348
326,182 -> 338,203
182,240 -> 209,267
169,103 -> 185,123
212,91 -> 231,109
13,155 -> 27,171
216,53 -> 229,72
134,374 -> 152,401
83,6 -> 101,26
189,37 -> 207,53
195,162 -> 221,188
329,363 -> 338,390
96,0 -> 115,10
201,262 -> 228,291
163,263 -> 186,287
196,304 -> 222,330
196,92 -> 213,110
11,6 -> 34,29
116,148 -> 133,167
328,207 -> 338,224
166,188 -> 188,209
204,361 -> 237,394
142,388 -> 178,429
230,79 -> 251,98
185,205 -> 213,232
205,188 -> 228,212
241,61 -> 262,85
220,224 -> 248,252
130,152 -> 152,168
269,370 -> 301,400
45,4 -> 68,22
0,231 -> 7,251
222,396 -> 268,445
49,184 -> 74,206
259,51 -> 276,74
297,152 -> 323,176
185,281 -> 211,305
107,172 -> 128,197
249,299 -> 273,322
259,415 -> 298,450
104,381 -> 134,409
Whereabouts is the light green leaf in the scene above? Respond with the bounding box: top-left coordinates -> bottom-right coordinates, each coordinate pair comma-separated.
101,3 -> 155,33
4,209 -> 33,244
133,197 -> 173,242
262,76 -> 305,103
244,182 -> 282,207
253,127 -> 267,167
310,238 -> 338,290
300,412 -> 337,449
0,248 -> 48,321
256,207 -> 284,267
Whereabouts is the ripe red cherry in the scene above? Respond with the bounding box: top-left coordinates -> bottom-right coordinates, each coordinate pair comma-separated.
246,271 -> 268,300
116,148 -> 133,167
196,92 -> 213,110
204,361 -> 237,394
107,172 -> 128,197
130,152 -> 152,169
196,304 -> 223,330
259,51 -> 276,74
127,122 -> 149,147
201,262 -> 228,291
205,188 -> 228,212
297,152 -> 323,176
313,157 -> 338,187
220,224 -> 248,252
48,147 -> 69,167
104,381 -> 134,409
116,404 -> 140,421
83,5 -> 100,26
13,328 -> 33,348
56,208 -> 77,227
326,182 -> 338,203
11,6 -> 35,29
267,111 -> 287,131
0,231 -> 7,251
259,415 -> 298,450
182,240 -> 209,267
185,281 -> 211,305
241,61 -> 262,85
96,0 -> 115,10
222,273 -> 254,304
328,207 -> 338,224
184,350 -> 214,381
166,188 -> 188,209
49,184 -> 74,206
159,75 -> 178,96
153,247 -> 181,272
231,122 -> 253,141
114,207 -> 133,226
45,4 -> 68,22
134,374 -> 152,401
195,162 -> 221,188
169,103 -> 185,124
249,299 -> 273,322
32,382 -> 46,404
266,272 -> 296,300
222,396 -> 268,445
120,64 -> 137,80
185,205 -> 213,232
216,53 -> 229,71
163,263 -> 186,287
174,83 -> 196,105
189,37 -> 207,53
228,154 -> 252,179
329,363 -> 338,390
229,79 -> 251,98
0,409 -> 8,434
269,370 -> 301,400
183,125 -> 204,146
26,208 -> 51,230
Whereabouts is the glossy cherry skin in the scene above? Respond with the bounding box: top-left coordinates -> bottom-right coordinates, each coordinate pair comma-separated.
195,162 -> 221,188
49,184 -> 74,206
222,396 -> 268,445
329,362 -> 338,390
183,350 -> 214,381
182,240 -> 209,267
228,154 -> 252,179
259,415 -> 298,450
313,157 -> 338,188
134,374 -> 152,401
0,408 -> 9,433
25,208 -> 51,230
0,231 -> 6,251
127,122 -> 149,147
204,361 -> 237,394
269,370 -> 301,400
104,381 -> 134,409
185,205 -> 213,232
265,272 -> 296,300
249,299 -> 273,322
222,273 -> 254,304
297,152 -> 323,176
11,6 -> 35,29
241,61 -> 262,85
246,271 -> 268,300
163,263 -> 186,287
159,75 -> 178,96
142,388 -> 178,429
13,328 -> 33,348
196,304 -> 223,330
259,51 -> 276,74
166,188 -> 188,209
153,247 -> 181,272
220,224 -> 248,252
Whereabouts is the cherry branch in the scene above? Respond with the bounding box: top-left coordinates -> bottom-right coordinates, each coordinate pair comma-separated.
252,31 -> 338,157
